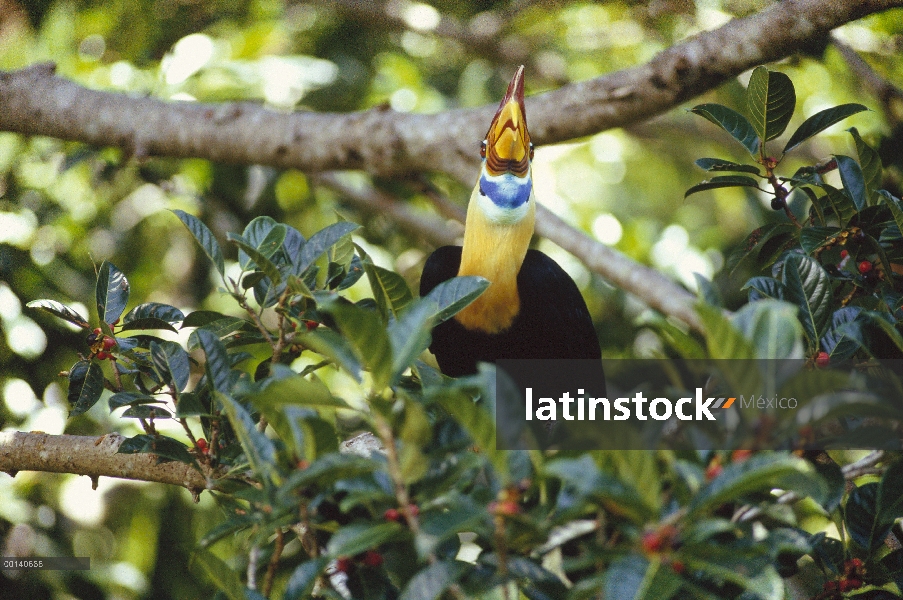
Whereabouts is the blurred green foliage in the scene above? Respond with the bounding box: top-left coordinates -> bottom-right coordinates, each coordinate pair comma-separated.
1,1 -> 903,598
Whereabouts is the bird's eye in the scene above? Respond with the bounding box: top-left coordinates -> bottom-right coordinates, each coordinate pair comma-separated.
480,140 -> 487,159
529,142 -> 534,160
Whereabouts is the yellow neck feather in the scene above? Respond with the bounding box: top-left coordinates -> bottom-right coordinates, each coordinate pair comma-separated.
455,185 -> 535,333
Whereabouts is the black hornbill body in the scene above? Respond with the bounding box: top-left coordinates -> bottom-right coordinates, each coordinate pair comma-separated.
420,67 -> 601,377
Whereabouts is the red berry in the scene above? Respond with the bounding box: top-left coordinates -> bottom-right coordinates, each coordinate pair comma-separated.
823,580 -> 839,592
731,449 -> 752,463
670,559 -> 685,574
838,578 -> 863,592
859,260 -> 873,274
407,504 -> 419,517
362,550 -> 383,567
642,531 -> 663,554
489,500 -> 520,516
840,249 -> 849,259
96,351 -> 109,360
102,336 -> 116,351
705,463 -> 723,480
816,352 -> 830,368
111,318 -> 119,326
336,557 -> 352,573
304,320 -> 318,331
196,438 -> 208,453
384,508 -> 400,522
93,327 -> 102,335
296,459 -> 309,470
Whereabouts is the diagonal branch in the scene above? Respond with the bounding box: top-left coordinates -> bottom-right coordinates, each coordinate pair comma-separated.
0,431 -> 211,492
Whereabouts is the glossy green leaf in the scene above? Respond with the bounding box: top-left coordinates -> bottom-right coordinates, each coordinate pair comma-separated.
546,455 -> 652,523
108,391 -> 159,411
315,295 -> 393,389
172,209 -> 224,276
68,360 -> 105,416
228,233 -> 282,287
880,190 -> 903,235
746,66 -> 796,142
217,392 -> 277,484
118,317 -> 178,332
238,216 -> 278,268
782,103 -> 868,153
696,303 -> 756,361
727,222 -> 798,275
389,298 -> 436,382
123,302 -> 185,324
694,158 -> 761,174
95,261 -> 129,325
690,103 -> 759,155
423,276 -> 490,325
181,310 -> 229,328
284,558 -> 330,600
300,328 -> 364,382
820,307 -> 862,359
150,340 -> 190,394
326,521 -> 407,557
251,373 -> 347,408
117,434 -> 194,465
116,434 -> 156,454
799,226 -> 841,254
822,184 -> 858,225
604,554 -> 680,600
295,222 -> 360,276
176,392 -> 210,417
742,276 -> 785,301
845,483 -> 890,551
835,154 -> 867,210
363,260 -> 413,319
26,299 -> 90,329
121,405 -> 172,419
400,561 -> 468,600
190,547 -> 248,600
689,453 -> 829,518
196,329 -> 232,394
732,299 -> 804,360
685,175 -> 761,198
781,254 -> 832,347
849,127 -> 882,201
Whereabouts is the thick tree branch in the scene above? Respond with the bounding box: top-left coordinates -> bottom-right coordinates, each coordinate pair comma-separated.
0,431 -> 212,492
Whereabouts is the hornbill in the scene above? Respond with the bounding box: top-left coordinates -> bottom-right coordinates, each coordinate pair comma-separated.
420,66 -> 601,377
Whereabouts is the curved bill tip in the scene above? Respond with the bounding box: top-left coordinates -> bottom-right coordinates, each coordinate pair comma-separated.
496,65 -> 526,122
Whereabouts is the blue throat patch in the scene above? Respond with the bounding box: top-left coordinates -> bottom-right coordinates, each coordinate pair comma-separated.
479,172 -> 532,209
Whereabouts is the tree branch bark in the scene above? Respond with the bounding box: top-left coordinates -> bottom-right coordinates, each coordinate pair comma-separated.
0,431 -> 212,492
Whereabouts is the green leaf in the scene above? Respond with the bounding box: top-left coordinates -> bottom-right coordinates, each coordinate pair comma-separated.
181,310 -> 229,328
25,299 -> 90,329
694,158 -> 761,174
117,434 -> 194,465
746,66 -> 796,142
781,254 -> 832,348
546,455 -> 652,523
822,184 -> 858,225
388,298 -> 436,383
742,276 -> 785,301
782,103 -> 869,153
300,328 -> 364,382
116,434 -> 156,454
150,341 -> 191,394
696,303 -> 756,361
876,459 -> 903,534
284,558 -> 330,600
800,226 -> 841,254
108,391 -> 160,411
123,302 -> 185,324
727,222 -> 798,275
685,175 -> 761,198
196,329 -> 232,394
121,405 -> 172,419
363,259 -> 413,319
835,154 -> 868,210
217,392 -> 277,484
190,547 -> 248,600
604,555 -> 680,600
172,209 -> 224,276
227,233 -> 282,287
845,483 -> 891,551
849,127 -> 882,201
880,190 -> 903,235
326,521 -> 407,557
690,103 -> 759,155
693,273 -> 722,307
176,393 -> 210,417
95,261 -> 129,325
315,295 -> 393,389
423,276 -> 490,323
68,360 -> 105,416
119,318 -> 178,332
238,217 -> 284,268
400,561 -> 468,600
689,454 -> 829,518
732,299 -> 804,360
295,222 -> 360,275
251,372 -> 347,408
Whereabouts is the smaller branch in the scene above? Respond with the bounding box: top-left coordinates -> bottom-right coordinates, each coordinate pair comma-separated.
263,528 -> 285,598
316,173 -> 462,248
832,36 -> 903,128
0,431 -> 212,490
